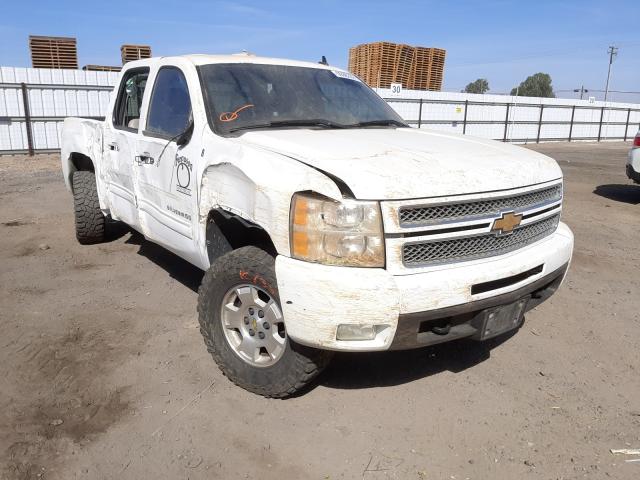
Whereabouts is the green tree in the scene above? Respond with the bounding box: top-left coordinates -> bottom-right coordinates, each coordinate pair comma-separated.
464,78 -> 489,94
510,73 -> 555,98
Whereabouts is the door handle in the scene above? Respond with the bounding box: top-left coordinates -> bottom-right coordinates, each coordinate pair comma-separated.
135,153 -> 155,165
108,142 -> 119,151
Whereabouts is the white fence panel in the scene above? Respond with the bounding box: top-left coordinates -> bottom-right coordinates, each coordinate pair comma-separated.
377,87 -> 640,144
1,66 -> 116,153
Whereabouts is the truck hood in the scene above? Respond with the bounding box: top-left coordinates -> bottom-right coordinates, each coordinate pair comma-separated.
233,128 -> 562,200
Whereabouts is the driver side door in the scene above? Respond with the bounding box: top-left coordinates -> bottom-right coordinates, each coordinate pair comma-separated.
133,65 -> 199,262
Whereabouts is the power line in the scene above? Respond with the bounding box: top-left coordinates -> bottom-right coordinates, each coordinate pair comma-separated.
446,40 -> 638,69
557,88 -> 640,94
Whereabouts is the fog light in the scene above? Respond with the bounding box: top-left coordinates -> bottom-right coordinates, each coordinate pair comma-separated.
336,324 -> 379,341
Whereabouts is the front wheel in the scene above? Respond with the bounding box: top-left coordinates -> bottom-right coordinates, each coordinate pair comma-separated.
197,246 -> 332,398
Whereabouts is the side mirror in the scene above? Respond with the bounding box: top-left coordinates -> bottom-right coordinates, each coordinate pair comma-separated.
176,120 -> 194,147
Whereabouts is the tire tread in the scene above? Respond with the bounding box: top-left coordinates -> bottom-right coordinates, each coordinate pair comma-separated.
197,246 -> 331,398
72,171 -> 105,244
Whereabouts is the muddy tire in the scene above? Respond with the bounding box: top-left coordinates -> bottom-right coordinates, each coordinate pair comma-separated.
198,246 -> 332,398
72,171 -> 105,245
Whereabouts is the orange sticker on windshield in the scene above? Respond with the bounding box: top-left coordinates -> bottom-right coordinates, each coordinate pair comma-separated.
219,104 -> 255,122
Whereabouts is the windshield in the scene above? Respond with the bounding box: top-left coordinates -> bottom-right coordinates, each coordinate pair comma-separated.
198,63 -> 408,135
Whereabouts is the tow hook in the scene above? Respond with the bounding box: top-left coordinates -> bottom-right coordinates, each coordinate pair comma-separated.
431,324 -> 451,335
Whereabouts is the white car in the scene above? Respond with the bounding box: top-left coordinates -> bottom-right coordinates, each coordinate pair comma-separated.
60,54 -> 573,397
627,130 -> 640,183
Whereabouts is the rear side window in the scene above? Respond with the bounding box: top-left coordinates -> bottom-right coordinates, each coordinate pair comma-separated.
113,68 -> 149,131
145,67 -> 192,138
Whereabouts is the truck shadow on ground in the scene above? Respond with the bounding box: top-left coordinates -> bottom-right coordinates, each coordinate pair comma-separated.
124,230 -> 204,292
105,218 -> 134,242
319,333 -> 515,390
115,229 -> 515,390
593,184 -> 640,205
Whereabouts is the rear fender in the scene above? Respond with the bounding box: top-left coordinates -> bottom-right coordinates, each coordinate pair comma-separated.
61,117 -> 103,191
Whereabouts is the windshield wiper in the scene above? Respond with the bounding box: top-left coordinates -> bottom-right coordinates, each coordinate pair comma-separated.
346,119 -> 409,128
228,119 -> 347,133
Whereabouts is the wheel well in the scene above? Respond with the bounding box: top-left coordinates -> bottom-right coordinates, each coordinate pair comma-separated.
206,209 -> 277,264
68,152 -> 95,190
70,152 -> 95,173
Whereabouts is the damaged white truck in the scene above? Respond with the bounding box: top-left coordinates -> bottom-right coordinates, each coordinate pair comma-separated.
61,54 -> 574,397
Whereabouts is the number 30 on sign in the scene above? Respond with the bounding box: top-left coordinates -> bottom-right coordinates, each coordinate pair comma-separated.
390,83 -> 402,96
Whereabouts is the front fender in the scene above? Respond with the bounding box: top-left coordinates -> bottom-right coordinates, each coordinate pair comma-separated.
197,136 -> 342,258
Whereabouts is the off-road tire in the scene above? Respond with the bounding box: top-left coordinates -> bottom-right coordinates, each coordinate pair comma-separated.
198,246 -> 332,398
72,171 -> 105,244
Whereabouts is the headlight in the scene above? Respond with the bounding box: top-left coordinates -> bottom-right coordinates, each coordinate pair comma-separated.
290,192 -> 384,267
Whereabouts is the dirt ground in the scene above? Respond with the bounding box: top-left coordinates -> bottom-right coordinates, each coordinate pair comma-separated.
1,142 -> 638,480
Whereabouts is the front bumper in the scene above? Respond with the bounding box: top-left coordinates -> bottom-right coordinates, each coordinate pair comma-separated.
275,222 -> 574,351
389,262 -> 567,349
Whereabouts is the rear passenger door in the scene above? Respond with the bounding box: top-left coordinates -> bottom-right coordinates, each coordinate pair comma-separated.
133,65 -> 199,262
103,67 -> 149,230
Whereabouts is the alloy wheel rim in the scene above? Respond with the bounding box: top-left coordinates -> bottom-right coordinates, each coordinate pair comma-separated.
220,284 -> 286,367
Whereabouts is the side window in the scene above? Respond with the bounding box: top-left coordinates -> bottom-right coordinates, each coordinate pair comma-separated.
113,69 -> 149,131
145,67 -> 192,138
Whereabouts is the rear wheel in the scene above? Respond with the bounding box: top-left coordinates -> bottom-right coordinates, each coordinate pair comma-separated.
72,171 -> 105,244
198,246 -> 332,398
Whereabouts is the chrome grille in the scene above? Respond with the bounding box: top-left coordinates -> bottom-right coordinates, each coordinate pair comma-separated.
399,184 -> 562,226
403,214 -> 560,267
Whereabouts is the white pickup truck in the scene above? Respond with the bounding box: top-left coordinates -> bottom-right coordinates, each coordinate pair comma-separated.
61,54 -> 573,397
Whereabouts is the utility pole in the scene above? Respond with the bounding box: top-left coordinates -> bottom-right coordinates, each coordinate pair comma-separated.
574,85 -> 589,100
604,45 -> 618,102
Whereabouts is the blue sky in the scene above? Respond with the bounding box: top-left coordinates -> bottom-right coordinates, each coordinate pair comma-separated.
1,0 -> 638,100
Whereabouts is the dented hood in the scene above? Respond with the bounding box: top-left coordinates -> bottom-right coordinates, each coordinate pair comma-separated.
234,128 -> 562,200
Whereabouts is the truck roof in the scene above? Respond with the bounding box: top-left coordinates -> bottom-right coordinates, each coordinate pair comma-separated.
124,53 -> 340,72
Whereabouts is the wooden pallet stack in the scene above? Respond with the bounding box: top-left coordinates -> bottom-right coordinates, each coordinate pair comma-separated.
348,46 -> 362,80
424,47 -> 446,91
394,43 -> 415,88
348,42 -> 446,91
120,44 -> 152,65
376,42 -> 399,88
29,35 -> 78,69
350,42 -> 379,87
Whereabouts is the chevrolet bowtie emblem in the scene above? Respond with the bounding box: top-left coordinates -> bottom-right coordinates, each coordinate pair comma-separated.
491,211 -> 523,236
